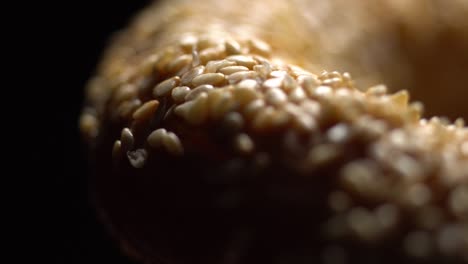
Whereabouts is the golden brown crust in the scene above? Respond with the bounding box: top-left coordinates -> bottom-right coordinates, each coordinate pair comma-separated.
80,0 -> 468,263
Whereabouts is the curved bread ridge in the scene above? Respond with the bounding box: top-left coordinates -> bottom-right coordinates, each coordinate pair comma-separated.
80,1 -> 468,263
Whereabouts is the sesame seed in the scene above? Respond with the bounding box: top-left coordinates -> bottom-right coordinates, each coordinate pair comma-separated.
244,99 -> 265,120
237,79 -> 258,90
179,35 -> 197,53
132,100 -> 159,122
227,71 -> 258,84
347,207 -> 380,241
199,46 -> 225,64
153,76 -> 180,97
162,132 -> 184,156
171,86 -> 191,103
222,112 -> 244,132
375,204 -> 399,229
327,124 -> 350,143
181,65 -> 205,85
120,128 -> 134,152
127,149 -> 148,168
80,113 -> 98,139
282,74 -> 296,92
117,99 -> 142,120
289,87 -> 306,103
112,140 -> 122,160
191,73 -> 225,87
314,85 -> 333,96
265,88 -> 287,106
391,90 -> 409,108
248,38 -> 271,56
219,65 -> 249,75
235,133 -> 254,153
147,128 -> 167,148
232,85 -> 259,106
366,84 -> 387,96
185,84 -> 214,101
113,84 -> 137,103
178,92 -> 209,125
224,39 -> 241,55
226,55 -> 257,69
205,59 -> 236,73
208,90 -> 236,119
263,77 -> 284,89
308,144 -> 341,166
167,54 -> 192,73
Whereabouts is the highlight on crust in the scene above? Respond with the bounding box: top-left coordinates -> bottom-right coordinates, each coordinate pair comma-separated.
79,0 -> 468,263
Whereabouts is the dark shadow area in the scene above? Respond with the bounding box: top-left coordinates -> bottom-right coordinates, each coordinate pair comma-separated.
46,1 -> 150,263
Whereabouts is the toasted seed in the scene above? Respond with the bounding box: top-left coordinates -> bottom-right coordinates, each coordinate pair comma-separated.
244,99 -> 265,120
80,113 -> 98,138
314,85 -> 333,96
185,84 -> 214,101
237,79 -> 258,90
219,65 -> 249,75
162,132 -> 184,156
263,77 -> 283,89
226,55 -> 257,69
289,87 -> 306,103
227,71 -> 257,84
222,112 -> 244,132
192,49 -> 200,67
327,124 -> 351,143
232,85 -> 259,106
167,54 -> 192,73
270,70 -> 288,78
199,46 -> 225,64
186,92 -> 209,124
282,74 -> 296,92
147,128 -> 167,148
117,99 -> 142,120
225,39 -> 241,55
205,59 -> 236,73
127,149 -> 148,168
179,35 -> 197,53
112,140 -> 122,160
171,86 -> 191,103
301,76 -> 320,96
153,76 -> 180,97
265,88 -> 287,106
120,128 -> 134,152
209,91 -> 236,119
391,90 -> 409,108
235,133 -> 254,153
291,112 -> 317,132
132,100 -> 159,122
181,65 -> 205,85
252,106 -> 275,131
114,84 -> 137,103
192,73 -> 225,87
366,84 -> 387,96
248,38 -> 271,56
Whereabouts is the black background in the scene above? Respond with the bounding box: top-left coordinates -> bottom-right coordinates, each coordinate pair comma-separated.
45,1 -> 150,263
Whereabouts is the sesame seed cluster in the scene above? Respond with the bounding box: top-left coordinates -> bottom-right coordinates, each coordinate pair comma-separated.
79,1 -> 468,263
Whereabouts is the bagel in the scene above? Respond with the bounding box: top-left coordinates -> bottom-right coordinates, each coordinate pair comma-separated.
80,1 -> 468,263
